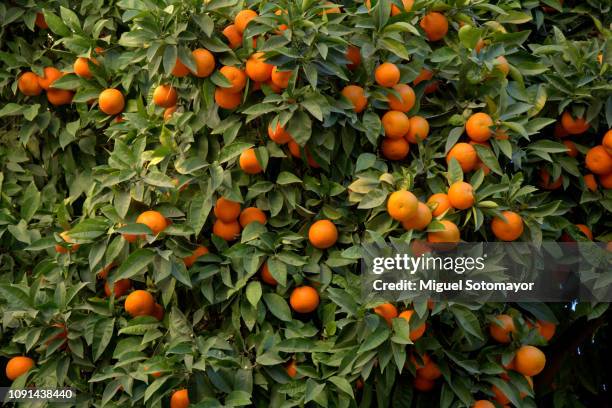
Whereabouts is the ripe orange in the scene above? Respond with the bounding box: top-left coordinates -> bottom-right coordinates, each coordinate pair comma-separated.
561,111 -> 590,134
183,245 -> 209,268
413,377 -> 435,392
214,197 -> 241,222
584,174 -> 597,191
191,48 -> 215,77
341,85 -> 368,113
261,262 -> 277,286
104,279 -> 132,297
171,58 -> 190,77
413,68 -> 434,88
239,207 -> 267,227
398,310 -> 426,341
427,193 -> 452,217
98,88 -> 125,115
222,25 -> 243,49
493,56 -> 510,77
346,46 -> 361,70
235,9 -> 258,33
5,356 -> 35,381
97,262 -> 115,279
381,137 -> 410,160
535,320 -> 556,341
405,116 -> 430,143
163,106 -> 177,121
391,0 -> 414,15
585,145 -> 612,174
55,231 -> 80,254
382,110 -> 411,138
35,12 -> 48,29
287,140 -> 320,167
308,219 -> 338,249
213,219 -> 241,241
246,52 -> 273,82
472,401 -> 495,408
268,122 -> 292,144
274,9 -> 288,32
388,83 -> 416,112
152,303 -> 164,321
285,360 -> 298,378
553,121 -> 569,138
419,12 -> 449,41
417,358 -> 442,380
602,129 -> 612,155
239,148 -> 263,174
136,210 -> 168,235
402,202 -> 432,231
489,314 -> 516,343
271,67 -> 292,88
387,190 -> 418,221
491,211 -> 524,241
373,303 -> 398,326
18,72 -> 42,96
427,220 -> 460,243
563,140 -> 578,157
575,224 -> 593,240
492,384 -> 510,405
466,112 -> 494,142
539,168 -> 563,190
446,142 -> 478,172
215,87 -> 242,109
170,389 -> 190,408
599,172 -> 612,189
74,57 -> 97,78
124,290 -> 155,317
47,88 -> 74,106
290,286 -> 320,313
219,66 -> 247,93
38,67 -> 62,90
153,84 -> 178,108
514,345 -> 546,376
447,181 -> 475,210
375,62 -> 400,88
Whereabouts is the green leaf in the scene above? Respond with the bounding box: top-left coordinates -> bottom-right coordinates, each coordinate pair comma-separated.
263,293 -> 292,322
287,111 -> 312,145
246,281 -> 262,307
110,249 -> 156,282
93,318 -> 115,361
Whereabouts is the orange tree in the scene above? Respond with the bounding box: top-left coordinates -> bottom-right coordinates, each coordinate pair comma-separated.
1,0 -> 611,406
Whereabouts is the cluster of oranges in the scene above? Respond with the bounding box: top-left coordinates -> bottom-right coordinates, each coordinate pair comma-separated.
212,197 -> 267,241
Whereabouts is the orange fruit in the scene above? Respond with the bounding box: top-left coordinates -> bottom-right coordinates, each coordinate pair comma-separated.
427,220 -> 460,243
584,174 -> 597,191
381,137 -> 410,160
561,111 -> 590,134
183,245 -> 209,268
563,140 -> 578,157
98,88 -> 125,115
413,377 -> 435,392
419,12 -> 449,41
239,207 -> 267,227
494,56 -> 510,76
472,401 -> 495,408
124,290 -> 155,317
466,112 -> 494,142
575,224 -> 593,240
398,310 -> 426,341
391,0 -> 414,15
553,121 -> 569,138
74,57 -> 97,78
405,116 -> 429,143
285,360 -> 298,378
222,25 -> 243,49
599,172 -> 612,189
97,262 -> 115,280
491,211 -> 524,241
38,67 -> 62,90
489,314 -> 516,343
375,62 -> 400,88
474,38 -> 486,53
136,210 -> 168,235
261,262 -> 277,286
514,345 -> 546,376
308,219 -> 338,249
246,52 -> 273,82
274,9 -> 288,32
152,303 -> 164,321
346,46 -> 361,70
413,68 -> 434,87
239,148 -> 263,174
268,122 -> 292,144
18,72 -> 42,96
163,106 -> 177,121
492,384 -> 510,405
153,84 -> 178,108
382,110 -> 411,138
373,303 -> 398,326
602,129 -> 612,155
35,12 -> 48,29
539,168 -> 563,190
446,142 -> 478,172
191,48 -> 215,78
171,58 -> 190,77
170,389 -> 190,408
104,279 -> 132,297
585,145 -> 612,174
417,358 -> 442,380
427,193 -> 452,217
55,231 -> 80,254
219,66 -> 247,93
287,140 -> 320,167
387,190 -> 418,221
271,67 -> 292,88
213,219 -> 241,241
235,9 -> 258,33
215,87 -> 242,109
447,181 -> 475,210
5,356 -> 35,381
290,286 -> 320,313
341,85 -> 368,113
535,320 -> 556,341
47,88 -> 74,106
214,197 -> 241,222
410,352 -> 431,369
401,202 -> 432,231
388,83 -> 416,112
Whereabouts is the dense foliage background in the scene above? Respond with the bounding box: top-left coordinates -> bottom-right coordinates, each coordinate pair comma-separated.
0,0 -> 611,407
